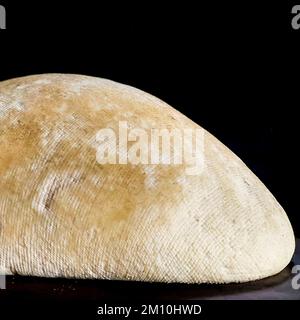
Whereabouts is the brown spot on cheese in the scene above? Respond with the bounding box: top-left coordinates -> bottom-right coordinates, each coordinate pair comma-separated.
44,182 -> 60,212
0,112 -> 41,177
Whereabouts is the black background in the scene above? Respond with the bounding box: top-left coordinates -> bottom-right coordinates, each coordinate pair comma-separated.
0,1 -> 298,237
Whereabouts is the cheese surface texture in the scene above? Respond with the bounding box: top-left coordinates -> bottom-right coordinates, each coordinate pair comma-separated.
0,74 -> 295,283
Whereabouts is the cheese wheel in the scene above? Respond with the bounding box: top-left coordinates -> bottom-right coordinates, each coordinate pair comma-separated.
0,74 -> 295,283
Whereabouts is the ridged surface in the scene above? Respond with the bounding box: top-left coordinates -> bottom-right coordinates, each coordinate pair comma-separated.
0,74 -> 295,283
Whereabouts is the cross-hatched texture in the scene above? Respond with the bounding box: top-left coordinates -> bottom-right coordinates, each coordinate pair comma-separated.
0,74 -> 295,283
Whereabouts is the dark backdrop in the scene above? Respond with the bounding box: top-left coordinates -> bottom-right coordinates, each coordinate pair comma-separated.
0,1 -> 298,236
